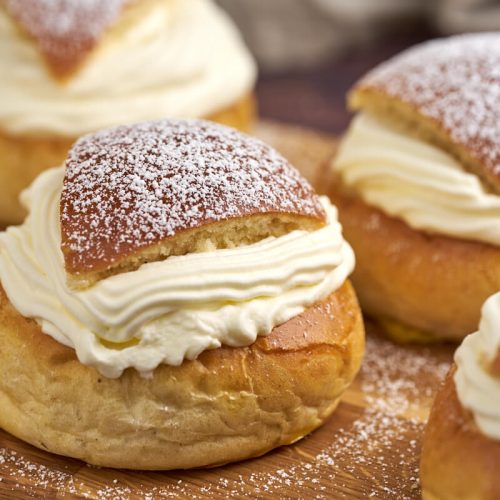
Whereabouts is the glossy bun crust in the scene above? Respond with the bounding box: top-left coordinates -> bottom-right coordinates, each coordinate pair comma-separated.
328,177 -> 500,341
0,94 -> 255,228
0,281 -> 364,470
421,365 -> 500,500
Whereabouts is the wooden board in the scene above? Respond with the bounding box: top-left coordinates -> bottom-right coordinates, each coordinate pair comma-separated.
0,122 -> 455,499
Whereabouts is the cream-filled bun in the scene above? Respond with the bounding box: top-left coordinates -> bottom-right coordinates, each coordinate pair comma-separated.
421,293 -> 500,499
0,119 -> 364,470
330,33 -> 500,342
0,0 -> 257,225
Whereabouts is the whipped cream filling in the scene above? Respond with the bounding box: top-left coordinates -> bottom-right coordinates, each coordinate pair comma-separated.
0,168 -> 354,378
455,293 -> 500,440
0,0 -> 256,136
333,113 -> 500,246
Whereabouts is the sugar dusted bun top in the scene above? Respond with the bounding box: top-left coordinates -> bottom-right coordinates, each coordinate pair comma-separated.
5,0 -> 129,78
60,119 -> 326,287
350,33 -> 500,194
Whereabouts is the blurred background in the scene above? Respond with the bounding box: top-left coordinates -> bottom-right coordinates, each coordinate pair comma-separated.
217,0 -> 500,134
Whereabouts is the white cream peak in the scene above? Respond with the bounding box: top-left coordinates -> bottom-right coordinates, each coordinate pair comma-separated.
455,292 -> 500,440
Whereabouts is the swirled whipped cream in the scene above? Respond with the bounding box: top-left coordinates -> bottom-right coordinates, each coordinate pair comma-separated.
333,113 -> 500,246
455,293 -> 500,440
0,0 -> 256,136
0,167 -> 354,378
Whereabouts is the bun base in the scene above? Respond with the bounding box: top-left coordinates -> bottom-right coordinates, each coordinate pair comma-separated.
0,280 -> 363,470
328,177 -> 500,341
0,93 -> 256,227
421,365 -> 500,500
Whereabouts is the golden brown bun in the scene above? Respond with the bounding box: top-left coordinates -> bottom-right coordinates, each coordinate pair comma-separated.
60,117 -> 322,288
421,365 -> 500,500
349,33 -> 500,194
328,177 -> 500,341
0,94 -> 256,228
0,280 -> 364,470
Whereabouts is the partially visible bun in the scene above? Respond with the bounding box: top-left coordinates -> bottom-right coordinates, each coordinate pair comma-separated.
328,33 -> 500,342
0,281 -> 364,470
421,366 -> 500,500
328,176 -> 500,341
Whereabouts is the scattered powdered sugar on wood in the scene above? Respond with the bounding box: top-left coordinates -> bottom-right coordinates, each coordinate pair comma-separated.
60,118 -> 325,272
5,0 -> 127,75
0,330 -> 452,498
0,448 -> 79,496
357,32 -> 500,187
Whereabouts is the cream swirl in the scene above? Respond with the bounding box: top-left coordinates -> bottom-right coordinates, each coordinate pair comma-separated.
454,292 -> 500,440
333,113 -> 500,246
0,168 -> 354,378
0,0 -> 256,136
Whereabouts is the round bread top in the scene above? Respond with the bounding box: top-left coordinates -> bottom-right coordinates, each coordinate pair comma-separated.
352,33 -> 500,193
60,119 -> 326,279
5,0 -> 129,77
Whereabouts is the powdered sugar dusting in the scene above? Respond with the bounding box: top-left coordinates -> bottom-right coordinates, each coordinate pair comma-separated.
6,0 -> 127,75
358,33 -> 500,190
60,118 -> 325,273
0,330 -> 453,498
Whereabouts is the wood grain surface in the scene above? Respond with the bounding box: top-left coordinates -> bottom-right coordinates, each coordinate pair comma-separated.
0,122 -> 455,499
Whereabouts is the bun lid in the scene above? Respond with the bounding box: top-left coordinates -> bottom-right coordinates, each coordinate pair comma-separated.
60,119 -> 326,288
5,0 -> 129,78
349,33 -> 500,194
